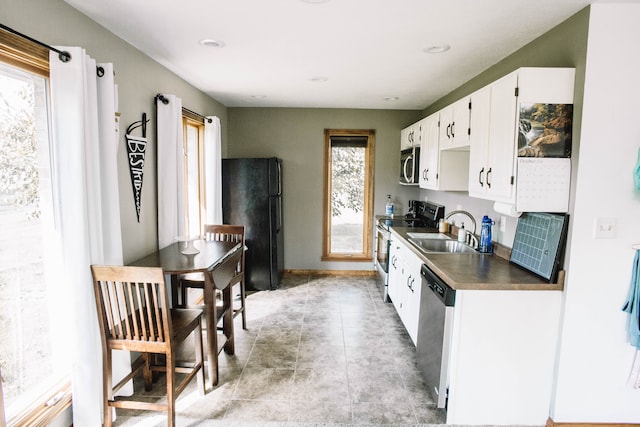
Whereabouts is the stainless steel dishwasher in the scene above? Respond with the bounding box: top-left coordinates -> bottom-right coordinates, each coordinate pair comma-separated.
417,263 -> 456,409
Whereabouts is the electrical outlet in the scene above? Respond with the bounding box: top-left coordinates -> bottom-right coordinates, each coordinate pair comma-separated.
594,217 -> 617,239
500,216 -> 507,233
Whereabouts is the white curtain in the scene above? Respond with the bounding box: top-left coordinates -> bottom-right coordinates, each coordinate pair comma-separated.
49,47 -> 127,426
204,116 -> 223,224
156,94 -> 186,248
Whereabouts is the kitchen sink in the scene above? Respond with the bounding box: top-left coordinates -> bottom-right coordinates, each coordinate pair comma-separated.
409,238 -> 478,254
406,232 -> 451,240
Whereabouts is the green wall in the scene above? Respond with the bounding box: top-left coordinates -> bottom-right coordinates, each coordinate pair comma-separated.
227,108 -> 421,271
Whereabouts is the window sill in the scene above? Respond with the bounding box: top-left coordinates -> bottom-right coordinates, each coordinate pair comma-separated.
7,379 -> 71,427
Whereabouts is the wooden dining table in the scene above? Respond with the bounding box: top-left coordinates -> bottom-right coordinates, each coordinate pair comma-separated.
129,239 -> 243,387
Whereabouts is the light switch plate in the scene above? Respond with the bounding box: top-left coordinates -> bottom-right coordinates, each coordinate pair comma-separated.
594,217 -> 617,239
500,216 -> 507,233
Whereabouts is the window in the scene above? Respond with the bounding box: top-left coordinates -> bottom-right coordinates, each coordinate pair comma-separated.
0,31 -> 71,424
182,113 -> 205,238
322,129 -> 375,261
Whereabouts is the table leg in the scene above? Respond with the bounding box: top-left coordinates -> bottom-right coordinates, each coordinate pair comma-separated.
222,285 -> 235,355
203,272 -> 218,387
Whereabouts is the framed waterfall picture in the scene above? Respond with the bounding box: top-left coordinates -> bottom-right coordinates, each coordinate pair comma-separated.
517,103 -> 573,158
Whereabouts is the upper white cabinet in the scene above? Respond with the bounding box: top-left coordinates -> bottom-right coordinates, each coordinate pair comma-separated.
401,123 -> 420,150
439,97 -> 471,150
419,112 -> 469,191
419,113 -> 439,188
468,67 -> 575,205
468,73 -> 518,202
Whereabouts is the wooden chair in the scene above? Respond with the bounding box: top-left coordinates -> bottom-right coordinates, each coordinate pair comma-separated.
91,265 -> 205,427
179,224 -> 247,329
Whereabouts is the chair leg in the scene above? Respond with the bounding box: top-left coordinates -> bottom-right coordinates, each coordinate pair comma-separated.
142,352 -> 153,391
194,321 -> 205,394
103,349 -> 113,427
240,281 -> 247,330
166,354 -> 176,427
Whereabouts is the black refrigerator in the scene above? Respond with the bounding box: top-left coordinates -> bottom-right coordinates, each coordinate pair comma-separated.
222,157 -> 284,291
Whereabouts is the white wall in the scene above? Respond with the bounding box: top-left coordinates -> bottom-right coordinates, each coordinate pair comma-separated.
551,3 -> 640,422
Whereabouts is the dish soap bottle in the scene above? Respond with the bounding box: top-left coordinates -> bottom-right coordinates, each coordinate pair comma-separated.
479,215 -> 494,253
385,194 -> 394,217
457,222 -> 466,242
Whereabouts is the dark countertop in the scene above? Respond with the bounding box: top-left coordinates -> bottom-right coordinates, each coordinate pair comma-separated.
390,226 -> 564,291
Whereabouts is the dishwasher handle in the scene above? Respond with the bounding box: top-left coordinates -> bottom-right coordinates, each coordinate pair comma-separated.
421,264 -> 456,306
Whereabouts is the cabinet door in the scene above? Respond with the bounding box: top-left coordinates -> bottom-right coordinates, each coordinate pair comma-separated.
468,87 -> 491,197
486,71 -> 518,202
403,248 -> 423,345
400,126 -> 412,150
419,113 -> 440,189
387,239 -> 402,309
440,98 -> 471,150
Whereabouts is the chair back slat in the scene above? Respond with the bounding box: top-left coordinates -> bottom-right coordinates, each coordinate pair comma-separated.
91,266 -> 172,348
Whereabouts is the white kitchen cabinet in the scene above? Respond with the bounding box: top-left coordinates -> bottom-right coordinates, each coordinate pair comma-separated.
467,86 -> 493,197
387,235 -> 422,345
419,112 -> 469,191
439,96 -> 471,150
400,123 -> 420,150
387,238 -> 402,305
468,67 -> 575,204
446,289 -> 562,425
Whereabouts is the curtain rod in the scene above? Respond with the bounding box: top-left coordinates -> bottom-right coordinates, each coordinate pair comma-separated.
155,94 -> 212,123
0,23 -> 71,63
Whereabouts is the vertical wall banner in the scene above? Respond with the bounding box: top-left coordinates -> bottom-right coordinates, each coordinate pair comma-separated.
125,113 -> 148,222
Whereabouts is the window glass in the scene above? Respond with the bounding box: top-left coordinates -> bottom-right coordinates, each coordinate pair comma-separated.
323,130 -> 374,261
0,61 -> 68,419
183,118 -> 204,238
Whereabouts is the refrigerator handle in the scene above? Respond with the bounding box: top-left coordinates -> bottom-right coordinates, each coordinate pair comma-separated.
278,196 -> 283,232
277,160 -> 282,196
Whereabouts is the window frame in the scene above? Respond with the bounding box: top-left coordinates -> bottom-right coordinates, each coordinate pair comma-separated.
322,128 -> 375,262
181,113 -> 206,237
0,27 -> 72,427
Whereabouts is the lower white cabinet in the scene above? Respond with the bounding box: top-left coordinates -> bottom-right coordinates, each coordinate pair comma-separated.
446,290 -> 562,425
387,236 -> 422,345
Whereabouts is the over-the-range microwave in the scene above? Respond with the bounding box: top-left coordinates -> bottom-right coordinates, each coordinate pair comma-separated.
400,146 -> 420,185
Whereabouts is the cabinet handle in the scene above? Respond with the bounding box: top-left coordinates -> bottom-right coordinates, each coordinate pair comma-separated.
487,167 -> 492,188
478,167 -> 485,187
446,123 -> 451,139
425,168 -> 429,181
407,275 -> 413,291
423,168 -> 427,180
451,121 -> 455,138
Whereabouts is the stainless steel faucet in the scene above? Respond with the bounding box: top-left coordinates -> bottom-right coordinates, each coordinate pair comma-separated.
444,210 -> 478,248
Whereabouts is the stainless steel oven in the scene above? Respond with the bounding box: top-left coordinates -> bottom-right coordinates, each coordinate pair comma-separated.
375,221 -> 392,301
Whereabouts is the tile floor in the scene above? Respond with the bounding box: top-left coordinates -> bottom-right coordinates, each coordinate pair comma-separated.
113,274 -> 446,426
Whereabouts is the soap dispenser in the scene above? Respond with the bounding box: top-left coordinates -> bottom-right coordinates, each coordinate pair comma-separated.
385,194 -> 394,216
457,222 -> 466,242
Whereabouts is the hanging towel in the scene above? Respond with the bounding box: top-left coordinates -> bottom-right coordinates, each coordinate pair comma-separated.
622,249 -> 640,387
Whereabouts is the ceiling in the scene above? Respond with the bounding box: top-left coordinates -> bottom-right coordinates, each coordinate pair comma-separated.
65,0 -> 603,110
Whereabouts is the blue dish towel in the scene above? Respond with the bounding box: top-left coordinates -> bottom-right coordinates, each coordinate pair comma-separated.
623,250 -> 640,349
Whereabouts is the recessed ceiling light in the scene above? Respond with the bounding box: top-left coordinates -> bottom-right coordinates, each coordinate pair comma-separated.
309,76 -> 328,83
423,44 -> 451,54
199,38 -> 225,48
251,95 -> 267,99
384,96 -> 400,101
301,0 -> 331,3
